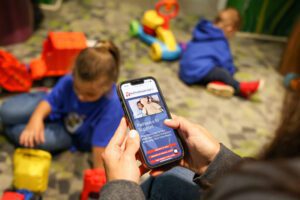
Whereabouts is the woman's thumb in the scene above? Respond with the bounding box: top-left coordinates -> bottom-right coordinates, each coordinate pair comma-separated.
124,130 -> 140,155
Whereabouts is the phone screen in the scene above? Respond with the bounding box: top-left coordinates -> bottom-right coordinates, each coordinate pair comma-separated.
120,78 -> 183,168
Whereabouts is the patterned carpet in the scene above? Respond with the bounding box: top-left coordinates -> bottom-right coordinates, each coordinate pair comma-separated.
0,0 -> 286,199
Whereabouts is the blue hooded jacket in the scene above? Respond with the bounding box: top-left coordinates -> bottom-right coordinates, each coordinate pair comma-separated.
179,19 -> 236,84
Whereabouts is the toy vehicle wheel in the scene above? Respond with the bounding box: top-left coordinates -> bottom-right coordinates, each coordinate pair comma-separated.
150,43 -> 162,61
129,20 -> 140,37
42,77 -> 58,88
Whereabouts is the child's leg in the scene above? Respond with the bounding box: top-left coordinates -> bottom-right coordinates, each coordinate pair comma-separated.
201,67 -> 240,92
5,122 -> 72,152
201,67 -> 263,98
0,91 -> 47,125
92,146 -> 105,169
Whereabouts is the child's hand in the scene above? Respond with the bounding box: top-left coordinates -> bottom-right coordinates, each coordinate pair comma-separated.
19,117 -> 45,148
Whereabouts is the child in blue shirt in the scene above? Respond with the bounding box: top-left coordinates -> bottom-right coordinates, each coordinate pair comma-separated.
0,41 -> 123,169
179,8 -> 263,98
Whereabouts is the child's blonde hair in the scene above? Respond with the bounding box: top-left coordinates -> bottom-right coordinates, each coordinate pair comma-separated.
73,40 -> 120,83
215,7 -> 242,30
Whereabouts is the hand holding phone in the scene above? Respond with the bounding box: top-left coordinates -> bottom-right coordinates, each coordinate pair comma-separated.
164,115 -> 221,175
102,118 -> 141,183
102,114 -> 221,184
118,77 -> 184,169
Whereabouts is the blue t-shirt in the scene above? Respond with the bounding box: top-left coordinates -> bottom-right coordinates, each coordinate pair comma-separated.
45,75 -> 123,151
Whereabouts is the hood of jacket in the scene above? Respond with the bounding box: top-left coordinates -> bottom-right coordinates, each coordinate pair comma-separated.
192,19 -> 225,41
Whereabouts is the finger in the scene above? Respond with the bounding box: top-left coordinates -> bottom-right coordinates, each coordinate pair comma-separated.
136,151 -> 143,163
164,118 -> 180,129
19,131 -> 26,146
40,128 -> 45,143
149,161 -> 178,177
150,170 -> 165,177
139,164 -> 150,176
170,113 -> 178,119
34,130 -> 40,144
164,116 -> 190,138
108,117 -> 127,147
28,131 -> 35,148
23,132 -> 30,147
136,153 -> 150,176
24,134 -> 30,147
120,135 -> 128,151
36,128 -> 45,144
124,130 -> 140,156
179,159 -> 187,168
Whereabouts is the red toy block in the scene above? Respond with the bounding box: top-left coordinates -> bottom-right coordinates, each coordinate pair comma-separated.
0,50 -> 32,92
1,191 -> 25,200
81,169 -> 106,200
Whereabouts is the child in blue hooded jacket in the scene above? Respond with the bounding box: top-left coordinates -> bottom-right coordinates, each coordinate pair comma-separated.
180,8 -> 263,98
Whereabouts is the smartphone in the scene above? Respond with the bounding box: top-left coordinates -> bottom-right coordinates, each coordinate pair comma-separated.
118,77 -> 184,169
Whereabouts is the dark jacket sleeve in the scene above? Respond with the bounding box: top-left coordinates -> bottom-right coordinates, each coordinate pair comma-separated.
193,143 -> 242,189
99,180 -> 145,200
203,158 -> 300,200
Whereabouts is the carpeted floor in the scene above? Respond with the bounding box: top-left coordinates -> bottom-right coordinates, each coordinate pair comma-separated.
0,0 -> 286,199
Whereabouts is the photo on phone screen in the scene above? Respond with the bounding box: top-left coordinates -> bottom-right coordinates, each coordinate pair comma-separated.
128,95 -> 163,119
119,77 -> 183,168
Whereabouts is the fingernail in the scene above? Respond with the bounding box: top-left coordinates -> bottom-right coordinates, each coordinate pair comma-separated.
165,119 -> 172,122
129,130 -> 138,138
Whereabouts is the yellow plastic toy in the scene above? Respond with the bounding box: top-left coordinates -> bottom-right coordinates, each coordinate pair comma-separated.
142,10 -> 164,29
129,0 -> 181,61
13,148 -> 51,193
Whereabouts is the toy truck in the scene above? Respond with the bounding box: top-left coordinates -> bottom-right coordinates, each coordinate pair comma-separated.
30,32 -> 87,85
0,32 -> 87,93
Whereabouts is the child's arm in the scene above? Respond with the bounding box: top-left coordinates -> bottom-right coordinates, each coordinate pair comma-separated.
19,100 -> 51,148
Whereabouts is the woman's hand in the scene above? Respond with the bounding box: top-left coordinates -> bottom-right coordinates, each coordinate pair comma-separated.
102,118 -> 141,183
19,117 -> 45,148
164,115 -> 220,174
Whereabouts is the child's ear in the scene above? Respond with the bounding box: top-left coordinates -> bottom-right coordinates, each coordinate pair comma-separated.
228,25 -> 238,35
227,25 -> 234,33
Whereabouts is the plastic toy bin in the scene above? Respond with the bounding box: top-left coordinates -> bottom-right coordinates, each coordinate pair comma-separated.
13,148 -> 51,193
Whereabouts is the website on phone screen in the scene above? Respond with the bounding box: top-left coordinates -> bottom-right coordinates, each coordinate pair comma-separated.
121,79 -> 183,166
